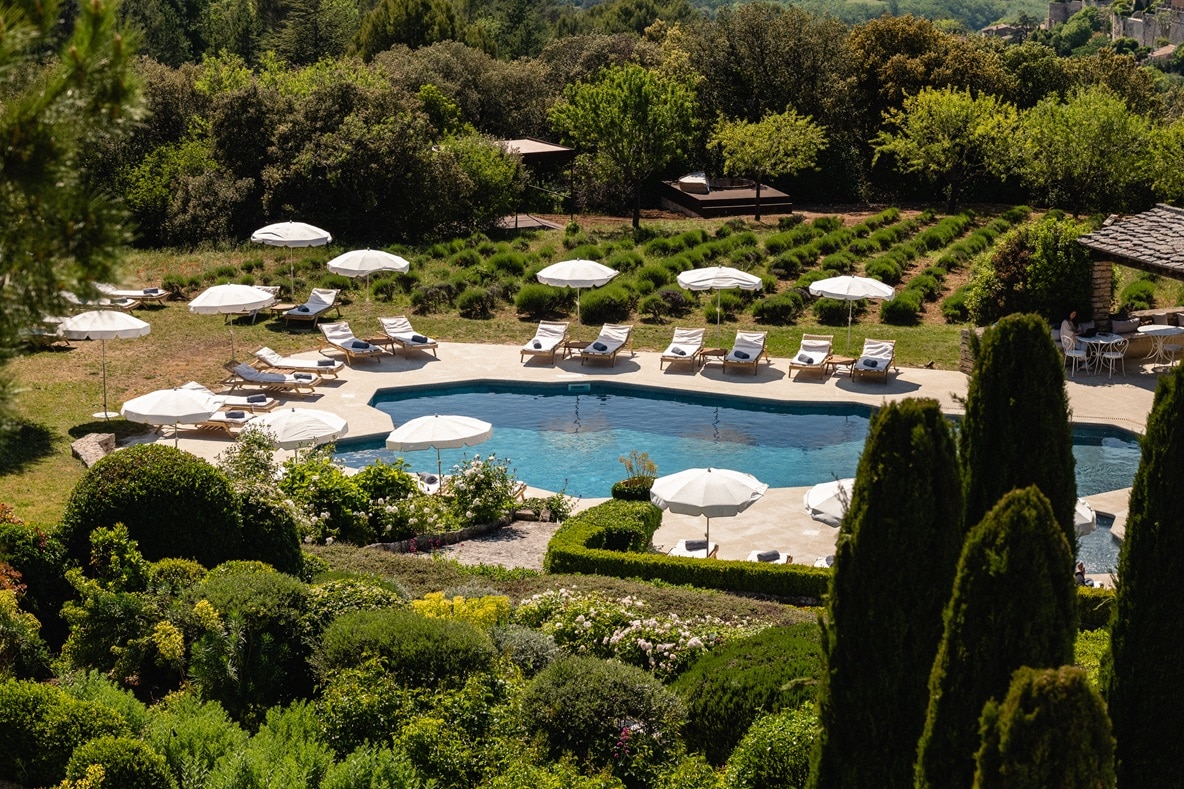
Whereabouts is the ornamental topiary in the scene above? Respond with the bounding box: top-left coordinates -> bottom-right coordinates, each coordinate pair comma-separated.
60,444 -> 241,568
66,736 -> 177,789
314,608 -> 496,688
672,623 -> 823,765
724,705 -> 818,789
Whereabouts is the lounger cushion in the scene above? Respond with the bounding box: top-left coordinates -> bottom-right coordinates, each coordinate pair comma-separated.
685,539 -> 709,551
757,550 -> 780,562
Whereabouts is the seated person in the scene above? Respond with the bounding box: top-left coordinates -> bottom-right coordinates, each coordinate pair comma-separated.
1075,561 -> 1094,587
1061,310 -> 1092,369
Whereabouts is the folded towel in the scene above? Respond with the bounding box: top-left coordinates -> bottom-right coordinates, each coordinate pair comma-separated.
734,350 -> 750,360
798,354 -> 813,364
411,333 -> 429,344
144,287 -> 161,294
317,359 -> 336,366
592,341 -> 608,352
247,394 -> 267,403
671,347 -> 686,356
756,550 -> 780,562
684,539 -> 709,552
864,358 -> 878,368
297,306 -> 310,312
225,410 -> 246,419
421,474 -> 439,485
532,340 -> 542,349
351,340 -> 370,349
294,373 -> 313,380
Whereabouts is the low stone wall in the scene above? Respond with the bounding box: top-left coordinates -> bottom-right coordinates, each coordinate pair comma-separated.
367,515 -> 512,553
71,433 -> 115,467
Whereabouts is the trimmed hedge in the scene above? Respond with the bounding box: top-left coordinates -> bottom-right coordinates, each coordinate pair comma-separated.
1078,585 -> 1114,631
543,501 -> 830,600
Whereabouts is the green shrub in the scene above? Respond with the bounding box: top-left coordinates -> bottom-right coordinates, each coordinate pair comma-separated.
752,292 -> 805,325
580,285 -> 635,325
0,511 -> 70,646
813,229 -> 854,255
515,283 -> 564,317
147,557 -> 206,596
819,251 -> 856,273
447,455 -> 518,525
450,249 -> 482,268
566,243 -> 604,260
881,289 -> 923,325
322,746 -> 428,789
1119,278 -> 1156,313
1077,585 -> 1113,630
0,678 -> 129,787
60,444 -> 241,568
812,297 -> 854,325
488,251 -> 526,275
236,487 -> 304,576
0,589 -> 50,678
189,569 -> 312,723
204,701 -> 335,789
864,258 -> 904,284
490,624 -> 560,677
606,250 -> 644,271
942,285 -> 972,323
812,216 -> 843,232
672,624 -> 822,765
523,655 -> 686,782
279,455 -> 371,545
907,273 -> 942,301
410,283 -> 453,314
305,576 -> 409,638
639,293 -> 669,320
393,715 -> 479,789
457,286 -> 495,319
58,670 -> 150,736
658,755 -> 724,789
636,263 -> 672,289
315,608 -> 495,687
611,476 -> 655,502
66,736 -> 177,789
319,661 -> 415,754
143,692 -> 248,787
353,461 -> 417,510
724,705 -> 817,789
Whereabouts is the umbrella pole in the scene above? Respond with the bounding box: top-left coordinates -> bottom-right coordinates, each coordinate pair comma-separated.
576,287 -> 581,326
716,290 -> 722,347
705,516 -> 711,552
436,447 -> 443,482
230,328 -> 236,363
846,301 -> 854,355
101,339 -> 110,421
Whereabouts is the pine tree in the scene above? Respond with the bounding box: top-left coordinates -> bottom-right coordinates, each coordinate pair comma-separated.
974,665 -> 1115,789
810,398 -> 964,789
1107,363 -> 1184,784
961,312 -> 1077,548
915,486 -> 1078,789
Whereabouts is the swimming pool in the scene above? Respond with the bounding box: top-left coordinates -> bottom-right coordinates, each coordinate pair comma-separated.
335,381 -> 1141,502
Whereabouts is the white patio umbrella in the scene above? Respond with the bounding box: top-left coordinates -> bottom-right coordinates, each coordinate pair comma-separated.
251,221 -> 332,300
650,467 -> 768,548
385,414 -> 493,479
120,387 -> 218,447
808,275 -> 896,353
676,266 -> 763,345
188,284 -> 278,360
804,477 -> 855,527
536,259 -> 619,324
58,310 -> 151,420
326,249 -> 411,317
246,408 -> 348,450
1075,498 -> 1098,538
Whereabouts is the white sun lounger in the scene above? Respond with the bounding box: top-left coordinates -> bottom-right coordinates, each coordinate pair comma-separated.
284,288 -> 340,326
668,539 -> 718,559
787,334 -> 833,379
379,316 -> 438,357
180,382 -> 279,413
660,327 -> 705,370
95,283 -> 170,306
579,324 -> 633,366
521,321 -> 569,364
723,331 -> 769,375
223,362 -> 321,392
253,346 -> 344,377
319,322 -> 384,364
852,338 -> 896,383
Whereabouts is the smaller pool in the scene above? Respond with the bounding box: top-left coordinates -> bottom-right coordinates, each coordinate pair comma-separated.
1078,513 -> 1120,575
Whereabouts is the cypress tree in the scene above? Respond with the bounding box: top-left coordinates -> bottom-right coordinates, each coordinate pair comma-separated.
810,398 -> 964,789
974,665 -> 1115,789
961,313 -> 1077,548
915,486 -> 1077,789
1107,364 -> 1184,784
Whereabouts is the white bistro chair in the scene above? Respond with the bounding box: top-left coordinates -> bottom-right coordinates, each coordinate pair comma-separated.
1100,336 -> 1129,379
1062,335 -> 1089,377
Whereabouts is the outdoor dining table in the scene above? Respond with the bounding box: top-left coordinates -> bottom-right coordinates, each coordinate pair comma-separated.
1136,324 -> 1184,366
1080,333 -> 1125,371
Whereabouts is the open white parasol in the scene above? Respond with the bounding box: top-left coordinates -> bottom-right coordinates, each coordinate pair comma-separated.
58,310 -> 151,420
536,259 -> 619,324
246,408 -> 348,451
676,266 -> 763,345
250,221 -> 332,247
804,477 -> 856,527
188,284 -> 278,360
120,388 -> 218,447
650,466 -> 768,548
808,275 -> 895,353
385,414 -> 493,479
327,249 -> 411,317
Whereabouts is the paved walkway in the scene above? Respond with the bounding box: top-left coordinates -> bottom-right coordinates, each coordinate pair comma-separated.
156,341 -> 1159,569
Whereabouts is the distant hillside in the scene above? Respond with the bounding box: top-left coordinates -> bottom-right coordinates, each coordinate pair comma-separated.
678,0 -> 1049,29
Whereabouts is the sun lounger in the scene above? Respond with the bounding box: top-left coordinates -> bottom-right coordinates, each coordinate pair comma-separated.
746,549 -> 791,564
180,381 -> 279,412
223,362 -> 321,393
521,321 -> 569,364
191,409 -> 254,434
61,290 -> 136,312
319,322 -> 384,364
668,539 -> 718,559
579,324 -> 633,366
852,338 -> 896,383
660,327 -> 704,370
723,331 -> 769,375
95,283 -> 170,306
284,288 -> 340,327
253,346 -> 344,377
379,316 -> 438,357
787,334 -> 833,379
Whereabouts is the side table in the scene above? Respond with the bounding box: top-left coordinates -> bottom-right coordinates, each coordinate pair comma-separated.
826,355 -> 855,376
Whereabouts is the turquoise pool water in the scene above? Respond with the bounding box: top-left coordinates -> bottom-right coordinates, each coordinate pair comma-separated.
335,381 -> 1140,501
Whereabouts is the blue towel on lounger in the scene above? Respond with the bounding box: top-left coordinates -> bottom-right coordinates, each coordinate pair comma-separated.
225,410 -> 246,419
297,306 -> 310,312
756,550 -> 780,562
684,539 -> 708,552
294,373 -> 313,380
247,394 -> 267,403
864,358 -> 878,368
351,340 -> 370,350
734,350 -> 749,360
592,342 -> 608,352
411,334 -> 429,343
317,359 -> 336,366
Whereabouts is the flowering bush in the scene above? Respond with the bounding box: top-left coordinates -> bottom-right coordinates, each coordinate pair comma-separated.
513,589 -> 754,680
392,494 -> 461,540
412,591 -> 511,629
448,455 -> 518,526
278,456 -> 371,545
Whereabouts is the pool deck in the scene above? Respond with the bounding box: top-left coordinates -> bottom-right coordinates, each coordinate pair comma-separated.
158,341 -> 1158,574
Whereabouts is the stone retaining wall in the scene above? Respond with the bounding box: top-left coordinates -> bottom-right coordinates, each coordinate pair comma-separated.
367,515 -> 512,553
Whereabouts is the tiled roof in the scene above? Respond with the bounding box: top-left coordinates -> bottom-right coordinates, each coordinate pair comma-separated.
1078,204 -> 1184,275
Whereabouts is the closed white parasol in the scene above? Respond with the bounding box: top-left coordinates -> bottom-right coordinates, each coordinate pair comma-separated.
650,466 -> 768,548
385,414 -> 493,479
246,408 -> 348,450
536,259 -> 619,324
1075,498 -> 1097,538
58,310 -> 151,420
676,266 -> 763,345
808,275 -> 895,353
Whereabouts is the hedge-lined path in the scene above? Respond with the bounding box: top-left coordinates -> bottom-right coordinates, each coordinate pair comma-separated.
134,339 -> 1158,568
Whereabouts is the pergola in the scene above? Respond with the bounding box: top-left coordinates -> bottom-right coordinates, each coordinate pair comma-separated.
1077,203 -> 1184,330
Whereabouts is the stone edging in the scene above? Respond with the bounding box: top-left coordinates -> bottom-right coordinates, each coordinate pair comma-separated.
366,515 -> 512,553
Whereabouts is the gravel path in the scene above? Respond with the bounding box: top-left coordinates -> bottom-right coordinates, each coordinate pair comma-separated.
414,519 -> 562,571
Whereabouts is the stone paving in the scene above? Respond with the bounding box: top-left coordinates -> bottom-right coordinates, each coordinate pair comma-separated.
155,339 -> 1160,570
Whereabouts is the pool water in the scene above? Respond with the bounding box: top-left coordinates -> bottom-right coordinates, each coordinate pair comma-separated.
336,381 -> 1140,500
